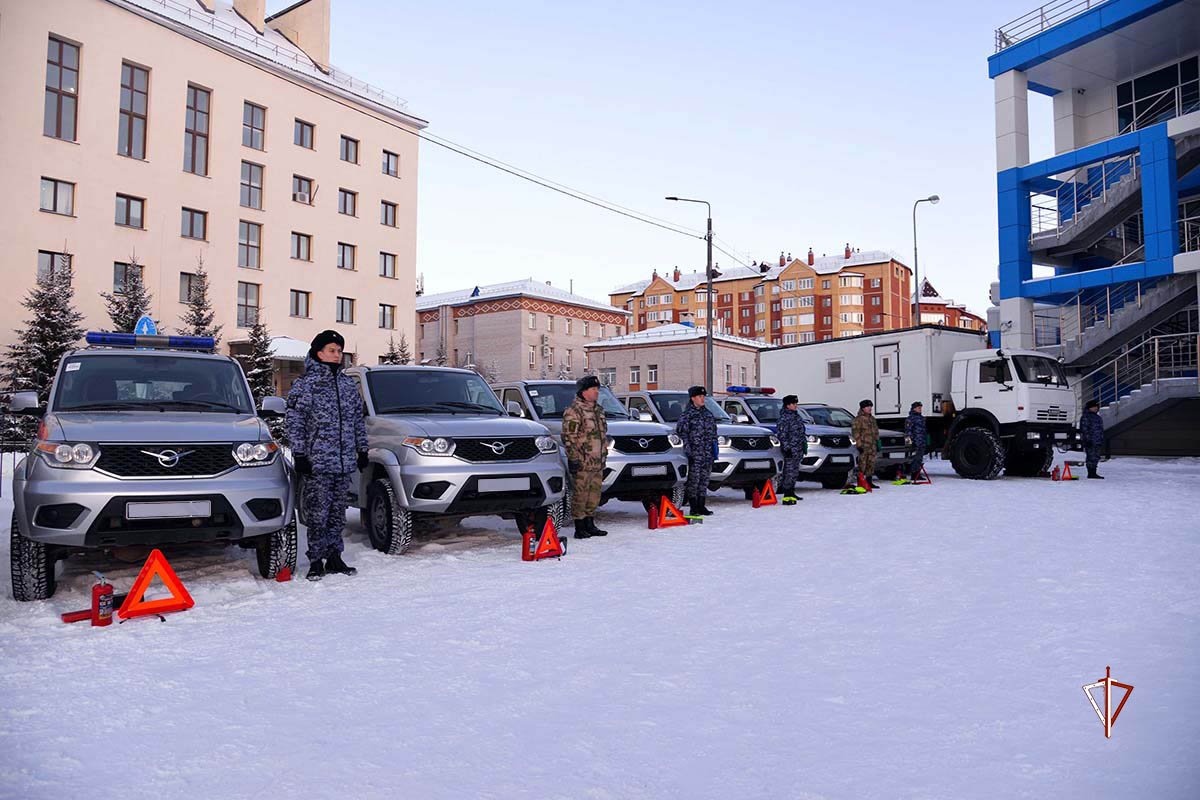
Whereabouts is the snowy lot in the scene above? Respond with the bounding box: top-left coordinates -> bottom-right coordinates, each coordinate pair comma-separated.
1,456 -> 1198,799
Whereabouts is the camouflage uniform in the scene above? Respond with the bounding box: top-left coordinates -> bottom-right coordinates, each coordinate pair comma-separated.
1080,409 -> 1105,472
676,402 -> 718,506
851,410 -> 879,480
775,407 -> 807,497
562,396 -> 608,519
286,356 -> 368,561
904,410 -> 927,477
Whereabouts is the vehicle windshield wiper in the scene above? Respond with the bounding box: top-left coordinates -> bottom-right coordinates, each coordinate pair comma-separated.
433,401 -> 502,415
378,404 -> 459,414
62,402 -> 168,411
158,400 -> 246,413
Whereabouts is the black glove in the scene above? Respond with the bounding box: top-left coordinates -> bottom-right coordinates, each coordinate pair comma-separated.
293,454 -> 312,476
357,451 -> 369,471
568,460 -> 582,473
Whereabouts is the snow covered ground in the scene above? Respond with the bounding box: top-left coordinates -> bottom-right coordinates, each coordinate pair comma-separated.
1,455 -> 1198,799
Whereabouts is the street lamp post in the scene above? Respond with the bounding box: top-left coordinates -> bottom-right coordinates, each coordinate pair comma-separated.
912,194 -> 940,327
666,196 -> 714,393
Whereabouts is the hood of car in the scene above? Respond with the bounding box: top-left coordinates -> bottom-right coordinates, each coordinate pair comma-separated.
369,413 -> 550,439
49,411 -> 268,443
718,423 -> 773,438
605,420 -> 673,436
801,423 -> 852,437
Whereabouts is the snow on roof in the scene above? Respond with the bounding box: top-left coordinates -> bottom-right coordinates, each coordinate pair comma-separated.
584,323 -> 774,350
915,278 -> 979,315
229,335 -> 311,361
117,0 -> 425,127
416,279 -> 630,316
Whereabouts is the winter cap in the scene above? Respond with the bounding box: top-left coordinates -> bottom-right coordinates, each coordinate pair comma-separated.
859,399 -> 874,410
309,329 -> 345,357
911,401 -> 923,411
688,385 -> 708,398
576,375 -> 601,396
782,394 -> 799,406
1086,398 -> 1100,410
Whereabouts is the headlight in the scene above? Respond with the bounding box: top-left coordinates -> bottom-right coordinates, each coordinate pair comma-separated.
717,436 -> 730,447
234,441 -> 279,466
35,440 -> 100,469
769,435 -> 780,447
402,436 -> 456,456
668,433 -> 683,448
806,435 -> 820,444
536,435 -> 558,454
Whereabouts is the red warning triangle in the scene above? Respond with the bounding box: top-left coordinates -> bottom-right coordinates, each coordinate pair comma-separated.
658,495 -> 688,528
533,516 -> 564,559
754,480 -> 777,507
1061,463 -> 1074,480
118,549 -> 195,619
911,465 -> 932,485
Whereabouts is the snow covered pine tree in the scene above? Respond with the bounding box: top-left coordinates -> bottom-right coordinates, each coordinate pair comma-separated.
101,254 -> 157,333
244,316 -> 283,441
179,256 -> 222,347
380,335 -> 403,365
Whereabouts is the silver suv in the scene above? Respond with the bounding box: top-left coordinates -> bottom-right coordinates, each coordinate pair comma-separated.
799,403 -> 910,480
9,335 -> 295,601
619,390 -> 781,498
349,366 -> 566,553
493,381 -> 688,511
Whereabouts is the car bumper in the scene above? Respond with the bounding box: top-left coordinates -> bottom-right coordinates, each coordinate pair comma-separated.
710,448 -> 780,487
379,455 -> 566,516
600,454 -> 688,501
797,448 -> 857,477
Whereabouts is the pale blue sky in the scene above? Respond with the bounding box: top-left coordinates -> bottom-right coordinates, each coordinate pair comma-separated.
312,0 -> 1056,311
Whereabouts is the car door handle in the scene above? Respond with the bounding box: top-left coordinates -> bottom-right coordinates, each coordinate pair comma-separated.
973,395 -> 982,399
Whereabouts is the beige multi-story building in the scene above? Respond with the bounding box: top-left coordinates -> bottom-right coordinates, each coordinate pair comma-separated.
584,323 -> 770,394
0,0 -> 424,365
415,279 -> 631,382
611,246 -> 914,344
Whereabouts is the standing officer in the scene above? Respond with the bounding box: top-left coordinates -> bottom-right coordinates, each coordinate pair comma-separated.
776,394 -> 806,505
851,399 -> 880,489
562,375 -> 609,539
676,385 -> 718,516
904,401 -> 927,480
1080,398 -> 1106,479
286,330 -> 368,581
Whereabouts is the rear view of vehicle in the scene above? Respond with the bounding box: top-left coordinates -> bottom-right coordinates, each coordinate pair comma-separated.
9,333 -> 295,601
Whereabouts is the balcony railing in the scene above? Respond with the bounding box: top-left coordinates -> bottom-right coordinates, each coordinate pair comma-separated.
995,0 -> 1104,52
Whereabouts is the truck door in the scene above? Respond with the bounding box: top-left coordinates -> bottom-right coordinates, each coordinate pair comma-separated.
968,357 -> 1014,419
873,344 -> 901,415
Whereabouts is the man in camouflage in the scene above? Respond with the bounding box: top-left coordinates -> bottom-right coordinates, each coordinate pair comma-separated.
1080,398 -> 1106,479
776,394 -> 807,504
851,399 -> 880,489
676,385 -> 718,516
562,375 -> 609,538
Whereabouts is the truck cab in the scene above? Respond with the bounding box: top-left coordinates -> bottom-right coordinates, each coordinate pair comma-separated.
492,380 -> 688,510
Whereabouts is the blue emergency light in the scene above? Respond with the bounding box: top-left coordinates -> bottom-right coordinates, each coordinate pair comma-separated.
725,385 -> 775,395
85,332 -> 216,351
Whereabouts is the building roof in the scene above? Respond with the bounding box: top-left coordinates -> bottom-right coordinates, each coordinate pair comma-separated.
117,0 -> 426,128
611,250 -> 907,297
915,278 -> 980,316
584,323 -> 774,351
416,278 -> 631,316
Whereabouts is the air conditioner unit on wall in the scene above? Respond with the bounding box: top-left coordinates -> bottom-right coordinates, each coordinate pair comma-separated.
541,346 -> 551,358
293,192 -> 310,204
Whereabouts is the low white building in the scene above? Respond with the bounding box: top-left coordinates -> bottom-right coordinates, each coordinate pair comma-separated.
584,323 -> 773,393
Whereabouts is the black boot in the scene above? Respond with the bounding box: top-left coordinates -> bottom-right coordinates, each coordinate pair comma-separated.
695,500 -> 714,516
587,517 -> 608,536
325,552 -> 357,576
305,559 -> 325,582
867,477 -> 881,489
1087,466 -> 1105,479
573,519 -> 593,539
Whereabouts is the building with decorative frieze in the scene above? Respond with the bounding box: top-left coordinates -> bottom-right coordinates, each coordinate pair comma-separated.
415,279 -> 631,382
915,278 -> 988,332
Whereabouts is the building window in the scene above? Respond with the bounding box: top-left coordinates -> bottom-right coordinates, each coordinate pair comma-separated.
528,345 -> 536,367
839,294 -> 863,305
826,360 -> 843,381
630,366 -> 640,385
380,200 -> 397,227
242,102 -> 266,150
823,315 -> 832,325
799,313 -> 814,325
117,62 -> 149,158
782,297 -> 797,310
179,271 -> 198,303
565,350 -> 572,368
872,314 -> 882,324
39,177 -> 74,215
599,367 -> 615,386
44,37 -> 79,141
822,297 -> 832,307
1117,55 -> 1199,132
294,118 -> 314,148
114,194 -> 145,228
871,296 -> 881,306
184,84 -> 210,175
290,232 -> 312,261
839,276 -> 863,288
339,135 -> 359,164
781,279 -> 796,291
724,364 -> 732,385
112,261 -> 142,293
292,175 -> 313,204
237,281 -> 260,327
180,207 -> 207,239
783,333 -> 797,344
528,313 -> 536,330
379,303 -> 396,329
647,364 -> 658,383
37,250 -> 71,279
337,242 -> 356,270
336,296 -> 355,324
798,278 -> 813,290
565,318 -> 572,335
238,221 -> 262,269
871,278 -> 881,288
547,316 -> 554,332
379,251 -> 396,278
382,149 -> 400,177
338,189 -> 357,216
646,295 -> 658,306
240,161 -> 263,209
822,280 -> 831,289
290,289 -> 310,318
600,325 -> 606,337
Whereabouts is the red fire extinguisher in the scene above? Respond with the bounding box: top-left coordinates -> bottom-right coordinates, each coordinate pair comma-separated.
1052,465 -> 1061,482
92,572 -> 114,627
521,527 -> 535,561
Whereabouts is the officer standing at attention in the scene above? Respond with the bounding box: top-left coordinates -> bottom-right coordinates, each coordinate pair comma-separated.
775,394 -> 806,505
904,401 -> 927,480
851,399 -> 880,489
676,385 -> 719,516
562,375 -> 609,538
1080,398 -> 1106,479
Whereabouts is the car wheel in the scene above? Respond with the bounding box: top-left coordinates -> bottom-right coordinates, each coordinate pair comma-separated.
366,478 -> 412,555
671,482 -> 687,510
10,512 -> 57,601
255,518 -> 298,579
950,427 -> 1005,480
546,488 -> 571,534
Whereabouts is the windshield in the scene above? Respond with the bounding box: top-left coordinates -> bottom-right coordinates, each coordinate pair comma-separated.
650,393 -> 731,423
1012,355 -> 1069,387
367,369 -> 504,415
528,383 -> 628,419
803,406 -> 855,428
53,354 -> 253,413
743,397 -> 782,423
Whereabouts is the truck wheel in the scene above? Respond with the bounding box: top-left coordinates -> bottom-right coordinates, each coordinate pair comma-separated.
366,478 -> 412,555
10,512 -> 57,601
820,474 -> 847,490
950,428 -> 1005,480
255,518 -> 298,579
1004,447 -> 1053,477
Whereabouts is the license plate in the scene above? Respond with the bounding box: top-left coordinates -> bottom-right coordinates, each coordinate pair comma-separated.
886,450 -> 906,458
631,465 -> 668,477
126,500 -> 211,520
1055,432 -> 1068,439
744,459 -> 772,469
831,456 -> 852,464
477,477 -> 530,493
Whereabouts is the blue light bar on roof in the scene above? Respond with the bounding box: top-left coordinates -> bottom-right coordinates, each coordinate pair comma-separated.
725,385 -> 775,395
85,332 -> 216,351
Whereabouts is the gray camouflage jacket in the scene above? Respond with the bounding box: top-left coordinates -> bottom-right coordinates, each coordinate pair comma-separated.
285,356 -> 368,475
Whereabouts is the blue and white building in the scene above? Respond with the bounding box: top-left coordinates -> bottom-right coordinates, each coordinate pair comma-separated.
989,0 -> 1199,454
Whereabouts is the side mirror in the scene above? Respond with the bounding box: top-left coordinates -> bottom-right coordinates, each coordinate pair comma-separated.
9,391 -> 43,416
259,396 -> 286,418
506,400 -> 525,418
638,411 -> 653,422
736,413 -> 751,424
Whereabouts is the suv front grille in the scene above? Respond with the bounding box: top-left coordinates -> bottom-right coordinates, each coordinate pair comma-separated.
819,435 -> 850,448
612,435 -> 672,454
729,436 -> 771,451
453,437 -> 540,462
1036,407 -> 1070,422
95,444 -> 237,478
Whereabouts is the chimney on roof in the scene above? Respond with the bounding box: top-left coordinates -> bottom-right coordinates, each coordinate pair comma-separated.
673,267 -> 681,282
233,0 -> 266,34
844,243 -> 852,259
787,252 -> 792,261
267,0 -> 332,71
779,251 -> 786,267
652,269 -> 658,279
807,247 -> 814,266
